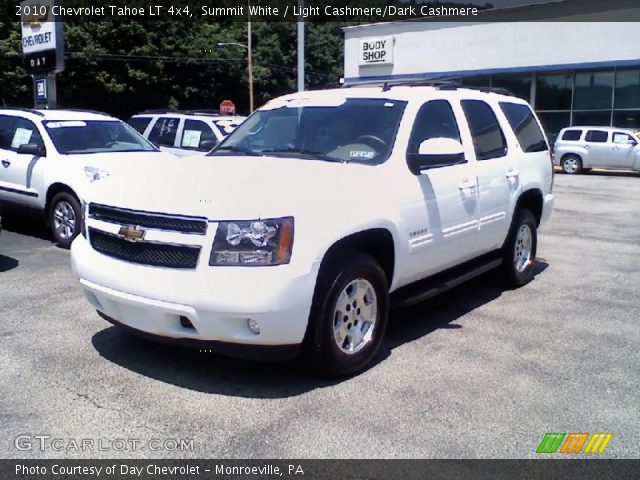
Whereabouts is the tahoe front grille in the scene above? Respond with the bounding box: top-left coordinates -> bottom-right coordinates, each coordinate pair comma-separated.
89,204 -> 207,235
89,229 -> 200,269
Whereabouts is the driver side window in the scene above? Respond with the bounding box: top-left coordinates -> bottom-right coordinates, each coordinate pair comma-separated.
407,100 -> 461,154
10,118 -> 45,153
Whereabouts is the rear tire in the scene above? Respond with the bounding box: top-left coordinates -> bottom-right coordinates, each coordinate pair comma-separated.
501,209 -> 537,288
561,155 -> 582,174
304,252 -> 389,378
49,192 -> 82,249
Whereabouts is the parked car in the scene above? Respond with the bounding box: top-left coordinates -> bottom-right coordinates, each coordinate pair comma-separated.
128,110 -> 246,157
0,108 -> 170,247
71,84 -> 554,376
554,126 -> 640,174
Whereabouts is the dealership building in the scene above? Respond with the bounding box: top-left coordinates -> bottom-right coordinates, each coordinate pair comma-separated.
343,1 -> 640,139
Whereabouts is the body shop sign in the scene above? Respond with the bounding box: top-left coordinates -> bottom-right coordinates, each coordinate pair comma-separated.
359,36 -> 394,66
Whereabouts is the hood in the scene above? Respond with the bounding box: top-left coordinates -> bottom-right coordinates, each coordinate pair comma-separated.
84,155 -> 374,219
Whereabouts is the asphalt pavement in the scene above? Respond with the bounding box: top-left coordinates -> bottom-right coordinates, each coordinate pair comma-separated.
1,171 -> 639,459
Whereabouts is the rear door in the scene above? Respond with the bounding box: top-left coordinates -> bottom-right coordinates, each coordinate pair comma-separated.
178,119 -> 219,155
583,129 -> 610,166
147,116 -> 182,156
460,99 -> 516,253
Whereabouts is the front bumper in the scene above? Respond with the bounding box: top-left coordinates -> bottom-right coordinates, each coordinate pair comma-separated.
71,235 -> 319,352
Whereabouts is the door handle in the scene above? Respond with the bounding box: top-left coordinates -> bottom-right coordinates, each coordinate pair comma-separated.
613,146 -> 620,151
1,160 -> 10,168
584,145 -> 590,150
505,168 -> 520,179
458,179 -> 476,190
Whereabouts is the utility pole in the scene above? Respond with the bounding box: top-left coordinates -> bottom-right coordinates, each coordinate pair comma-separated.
297,0 -> 304,92
248,1 -> 254,112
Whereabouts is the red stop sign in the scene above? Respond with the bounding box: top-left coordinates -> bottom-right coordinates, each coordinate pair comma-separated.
220,99 -> 236,115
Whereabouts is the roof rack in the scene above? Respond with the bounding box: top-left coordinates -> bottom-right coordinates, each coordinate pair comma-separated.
343,78 -> 514,96
0,107 -> 45,117
140,109 -> 226,117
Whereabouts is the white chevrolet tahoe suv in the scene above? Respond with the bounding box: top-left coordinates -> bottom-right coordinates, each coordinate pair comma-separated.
71,85 -> 554,376
0,108 -> 163,247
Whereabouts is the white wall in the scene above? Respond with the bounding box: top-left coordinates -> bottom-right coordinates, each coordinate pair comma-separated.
344,22 -> 640,83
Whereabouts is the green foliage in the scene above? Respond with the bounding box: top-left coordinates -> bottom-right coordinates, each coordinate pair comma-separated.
0,19 -> 347,118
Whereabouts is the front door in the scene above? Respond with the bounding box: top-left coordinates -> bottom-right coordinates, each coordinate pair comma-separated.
609,131 -> 639,168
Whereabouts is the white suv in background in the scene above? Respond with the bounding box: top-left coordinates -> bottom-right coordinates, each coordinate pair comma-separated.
128,110 -> 246,157
72,84 -> 554,376
0,108 -> 167,247
554,126 -> 640,174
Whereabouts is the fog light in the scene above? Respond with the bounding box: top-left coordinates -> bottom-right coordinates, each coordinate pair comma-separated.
247,318 -> 260,335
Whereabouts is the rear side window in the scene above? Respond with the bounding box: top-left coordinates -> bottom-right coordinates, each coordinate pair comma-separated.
585,130 -> 608,143
407,99 -> 461,153
0,115 -> 18,150
148,117 -> 179,147
461,100 -> 507,160
181,119 -> 218,151
561,129 -> 582,141
127,117 -> 153,134
499,102 -> 548,153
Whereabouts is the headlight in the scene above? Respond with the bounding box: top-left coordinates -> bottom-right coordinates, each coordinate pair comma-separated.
209,217 -> 294,266
84,166 -> 110,182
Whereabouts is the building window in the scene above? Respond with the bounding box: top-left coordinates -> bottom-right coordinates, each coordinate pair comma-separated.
574,71 -> 614,110
614,69 -> 640,109
572,110 -> 611,127
537,112 -> 571,144
613,110 -> 640,129
492,74 -> 531,101
461,75 -> 491,88
536,74 -> 573,111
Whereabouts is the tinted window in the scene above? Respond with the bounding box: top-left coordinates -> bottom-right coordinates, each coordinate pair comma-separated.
499,102 -> 548,153
0,115 -> 18,150
561,130 -> 582,141
213,98 -> 407,165
127,117 -> 153,134
461,100 -> 507,160
10,118 -> 44,152
148,117 -> 179,147
585,130 -> 608,143
181,119 -> 218,151
407,100 -> 460,153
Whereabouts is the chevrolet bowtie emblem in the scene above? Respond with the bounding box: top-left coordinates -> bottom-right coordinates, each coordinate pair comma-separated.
118,225 -> 146,242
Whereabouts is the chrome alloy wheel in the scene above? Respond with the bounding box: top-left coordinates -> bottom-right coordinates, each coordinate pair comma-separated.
333,278 -> 378,355
514,224 -> 533,273
53,201 -> 76,240
563,157 -> 579,174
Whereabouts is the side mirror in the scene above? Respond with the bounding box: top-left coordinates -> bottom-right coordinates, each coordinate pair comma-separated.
407,138 -> 465,175
17,143 -> 45,157
199,140 -> 217,152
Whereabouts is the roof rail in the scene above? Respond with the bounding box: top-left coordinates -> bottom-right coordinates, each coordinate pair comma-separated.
0,107 -> 45,117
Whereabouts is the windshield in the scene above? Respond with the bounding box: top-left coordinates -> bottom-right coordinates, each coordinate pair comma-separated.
210,98 -> 407,164
44,120 -> 158,154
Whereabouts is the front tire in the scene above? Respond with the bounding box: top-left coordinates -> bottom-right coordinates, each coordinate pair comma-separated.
561,155 -> 582,174
501,209 -> 537,288
49,192 -> 82,248
305,252 -> 389,377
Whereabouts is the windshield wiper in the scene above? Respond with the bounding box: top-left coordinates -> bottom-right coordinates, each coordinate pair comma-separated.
209,145 -> 260,156
260,148 -> 344,163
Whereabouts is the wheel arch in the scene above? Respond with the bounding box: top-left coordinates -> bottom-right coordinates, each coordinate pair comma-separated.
515,188 -> 544,227
318,228 -> 396,288
45,183 -> 79,219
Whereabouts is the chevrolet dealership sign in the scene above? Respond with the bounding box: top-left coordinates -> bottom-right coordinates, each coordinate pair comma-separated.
20,0 -> 64,73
